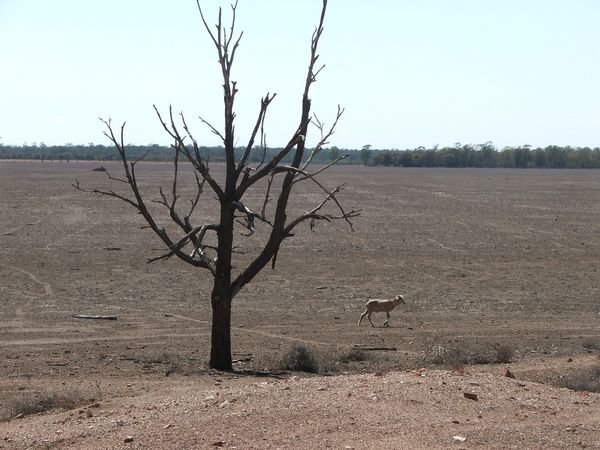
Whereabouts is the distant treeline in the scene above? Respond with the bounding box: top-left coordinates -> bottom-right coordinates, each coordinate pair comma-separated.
2,142 -> 600,169
362,143 -> 600,169
0,143 -> 332,164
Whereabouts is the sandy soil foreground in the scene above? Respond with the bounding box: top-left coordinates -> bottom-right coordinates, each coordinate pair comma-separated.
2,368 -> 599,449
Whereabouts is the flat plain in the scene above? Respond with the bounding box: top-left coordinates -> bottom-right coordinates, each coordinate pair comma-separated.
1,160 -> 599,448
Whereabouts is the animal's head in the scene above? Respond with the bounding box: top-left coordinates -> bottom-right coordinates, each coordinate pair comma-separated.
395,295 -> 405,304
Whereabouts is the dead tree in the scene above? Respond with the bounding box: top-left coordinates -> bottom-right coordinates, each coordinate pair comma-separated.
74,0 -> 359,370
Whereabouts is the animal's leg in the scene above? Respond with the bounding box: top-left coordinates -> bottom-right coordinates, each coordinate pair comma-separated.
368,312 -> 375,327
383,311 -> 390,327
358,309 -> 368,326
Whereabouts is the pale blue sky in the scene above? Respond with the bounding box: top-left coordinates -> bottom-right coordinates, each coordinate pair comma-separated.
1,1 -> 599,149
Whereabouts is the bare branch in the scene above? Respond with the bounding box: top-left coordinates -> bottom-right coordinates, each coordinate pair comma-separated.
198,115 -> 226,143
260,174 -> 274,218
148,223 -> 219,274
153,105 -> 224,201
232,200 -> 273,237
72,180 -> 138,209
296,154 -> 349,183
236,92 -> 276,175
284,183 -> 361,235
186,171 -> 205,222
196,0 -> 219,49
302,105 -> 345,169
92,118 -> 215,271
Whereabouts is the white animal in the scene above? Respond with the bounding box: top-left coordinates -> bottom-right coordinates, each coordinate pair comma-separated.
358,295 -> 405,327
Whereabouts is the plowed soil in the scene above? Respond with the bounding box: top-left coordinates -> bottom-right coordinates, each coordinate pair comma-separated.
1,161 -> 599,448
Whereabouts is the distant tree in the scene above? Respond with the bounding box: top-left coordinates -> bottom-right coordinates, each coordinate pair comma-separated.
396,151 -> 413,167
546,145 -> 567,168
533,148 -> 546,167
381,151 -> 393,167
360,144 -> 372,166
74,0 -> 358,370
328,146 -> 339,161
478,141 -> 497,167
513,146 -> 531,168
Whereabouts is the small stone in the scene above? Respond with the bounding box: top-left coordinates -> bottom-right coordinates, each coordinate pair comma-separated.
505,369 -> 515,379
219,400 -> 230,408
567,357 -> 573,362
453,435 -> 467,443
124,436 -> 134,443
463,392 -> 479,401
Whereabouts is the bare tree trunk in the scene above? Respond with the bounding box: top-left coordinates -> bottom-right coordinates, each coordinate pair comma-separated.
210,203 -> 234,370
210,282 -> 232,370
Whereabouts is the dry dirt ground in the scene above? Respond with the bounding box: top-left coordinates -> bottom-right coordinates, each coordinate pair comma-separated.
1,160 -> 600,448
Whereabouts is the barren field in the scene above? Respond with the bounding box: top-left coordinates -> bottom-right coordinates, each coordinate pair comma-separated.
1,160 -> 600,448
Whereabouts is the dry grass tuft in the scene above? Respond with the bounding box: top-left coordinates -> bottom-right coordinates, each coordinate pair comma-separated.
1,387 -> 85,421
281,344 -> 320,374
559,358 -> 600,393
337,347 -> 369,364
495,344 -> 515,363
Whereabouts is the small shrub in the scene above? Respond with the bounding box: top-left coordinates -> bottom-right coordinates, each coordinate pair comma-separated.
2,387 -> 84,421
495,345 -> 515,364
559,364 -> 600,393
281,344 -> 320,373
424,345 -> 465,370
338,348 -> 368,363
582,340 -> 600,350
466,351 -> 494,365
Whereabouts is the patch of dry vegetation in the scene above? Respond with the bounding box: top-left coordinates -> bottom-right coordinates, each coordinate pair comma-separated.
1,387 -> 85,421
281,344 -> 320,374
424,342 -> 515,369
559,356 -> 600,393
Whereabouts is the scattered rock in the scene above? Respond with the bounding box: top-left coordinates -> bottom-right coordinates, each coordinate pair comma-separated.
212,440 -> 226,447
505,369 -> 515,378
453,435 -> 467,443
124,436 -> 134,443
568,357 -> 573,362
463,392 -> 479,401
